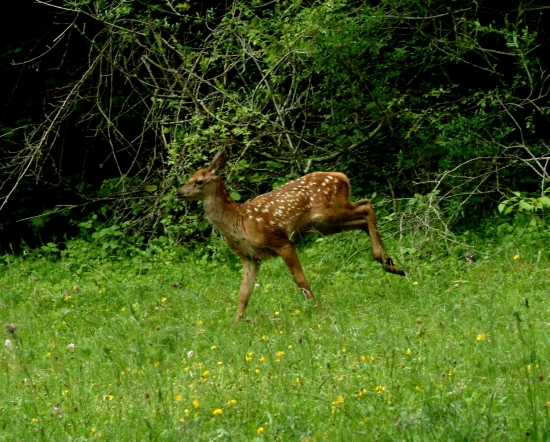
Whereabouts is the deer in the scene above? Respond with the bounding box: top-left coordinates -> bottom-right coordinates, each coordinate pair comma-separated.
176,150 -> 405,322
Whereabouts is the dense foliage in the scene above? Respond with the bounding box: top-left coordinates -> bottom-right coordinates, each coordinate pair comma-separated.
1,0 -> 549,251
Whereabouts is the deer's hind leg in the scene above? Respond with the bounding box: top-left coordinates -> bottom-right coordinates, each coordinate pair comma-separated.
274,244 -> 321,310
351,200 -> 404,275
322,199 -> 405,276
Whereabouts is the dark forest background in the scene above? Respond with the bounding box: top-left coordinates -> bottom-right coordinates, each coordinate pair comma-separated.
1,0 -> 549,254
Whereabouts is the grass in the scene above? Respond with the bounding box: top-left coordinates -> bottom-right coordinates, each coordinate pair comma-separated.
1,227 -> 549,441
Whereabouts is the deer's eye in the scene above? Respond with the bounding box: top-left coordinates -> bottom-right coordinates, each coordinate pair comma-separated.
196,179 -> 204,186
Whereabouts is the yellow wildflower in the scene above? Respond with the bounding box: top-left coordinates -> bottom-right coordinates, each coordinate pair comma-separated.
213,409 -> 223,416
175,394 -> 182,402
193,399 -> 199,408
259,356 -> 266,362
476,334 -> 486,341
227,399 -> 237,405
257,427 -> 265,434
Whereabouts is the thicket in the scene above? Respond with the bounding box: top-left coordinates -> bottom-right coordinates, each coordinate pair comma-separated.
1,0 -> 549,252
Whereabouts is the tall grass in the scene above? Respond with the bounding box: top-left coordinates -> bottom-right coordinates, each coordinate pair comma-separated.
1,225 -> 549,440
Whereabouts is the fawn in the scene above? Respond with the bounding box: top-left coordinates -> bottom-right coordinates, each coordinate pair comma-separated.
177,151 -> 404,322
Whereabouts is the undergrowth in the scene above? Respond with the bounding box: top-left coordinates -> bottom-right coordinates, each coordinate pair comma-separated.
1,220 -> 549,440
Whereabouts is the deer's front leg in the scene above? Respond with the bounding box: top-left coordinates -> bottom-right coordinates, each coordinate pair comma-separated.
275,244 -> 321,310
235,258 -> 260,323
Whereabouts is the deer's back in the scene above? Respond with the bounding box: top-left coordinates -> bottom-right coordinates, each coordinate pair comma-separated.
223,172 -> 352,260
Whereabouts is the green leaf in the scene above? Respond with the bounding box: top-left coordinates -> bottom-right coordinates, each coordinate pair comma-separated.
230,191 -> 241,201
198,221 -> 210,231
538,196 -> 550,207
145,185 -> 157,192
518,200 -> 533,212
265,161 -> 283,169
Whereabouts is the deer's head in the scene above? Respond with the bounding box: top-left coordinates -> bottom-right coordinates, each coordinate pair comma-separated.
176,150 -> 227,201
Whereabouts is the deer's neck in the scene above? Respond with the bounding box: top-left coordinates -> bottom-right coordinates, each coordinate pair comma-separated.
202,181 -> 242,235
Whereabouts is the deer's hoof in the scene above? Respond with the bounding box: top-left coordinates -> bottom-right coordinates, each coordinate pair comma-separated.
383,263 -> 406,276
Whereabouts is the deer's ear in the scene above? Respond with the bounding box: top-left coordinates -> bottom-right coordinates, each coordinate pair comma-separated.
208,150 -> 227,174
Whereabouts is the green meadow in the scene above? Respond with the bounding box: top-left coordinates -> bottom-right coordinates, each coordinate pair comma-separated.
1,225 -> 549,441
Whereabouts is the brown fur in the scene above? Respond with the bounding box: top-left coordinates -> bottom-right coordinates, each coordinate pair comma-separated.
176,150 -> 404,322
